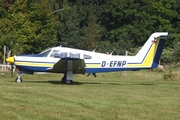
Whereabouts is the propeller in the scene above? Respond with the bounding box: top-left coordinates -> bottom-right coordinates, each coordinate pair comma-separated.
6,56 -> 15,77
10,64 -> 16,77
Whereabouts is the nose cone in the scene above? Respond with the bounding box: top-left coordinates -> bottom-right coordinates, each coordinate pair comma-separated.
6,57 -> 14,63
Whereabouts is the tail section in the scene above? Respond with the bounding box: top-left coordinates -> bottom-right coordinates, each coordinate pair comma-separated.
127,32 -> 168,68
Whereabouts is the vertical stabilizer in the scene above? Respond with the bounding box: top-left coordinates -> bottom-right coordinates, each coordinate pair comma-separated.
127,32 -> 168,68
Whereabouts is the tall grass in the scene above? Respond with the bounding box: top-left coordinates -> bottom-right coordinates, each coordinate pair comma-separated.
0,68 -> 180,120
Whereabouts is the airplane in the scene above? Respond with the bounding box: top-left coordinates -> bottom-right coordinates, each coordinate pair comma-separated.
6,32 -> 169,84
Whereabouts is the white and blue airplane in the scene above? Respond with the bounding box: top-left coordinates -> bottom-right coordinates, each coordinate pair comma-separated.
6,32 -> 168,84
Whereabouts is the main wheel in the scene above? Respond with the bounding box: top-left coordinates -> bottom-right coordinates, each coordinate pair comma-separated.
61,76 -> 66,83
15,77 -> 22,83
65,80 -> 73,84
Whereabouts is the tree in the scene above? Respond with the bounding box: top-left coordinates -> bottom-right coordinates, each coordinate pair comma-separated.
1,0 -> 180,64
25,0 -> 57,53
0,0 -> 57,57
51,0 -> 102,50
79,10 -> 101,50
172,42 -> 180,62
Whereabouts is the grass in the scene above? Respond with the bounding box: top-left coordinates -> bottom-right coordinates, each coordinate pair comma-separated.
0,67 -> 180,120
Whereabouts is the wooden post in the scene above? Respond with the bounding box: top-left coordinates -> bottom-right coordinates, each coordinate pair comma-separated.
3,46 -> 6,70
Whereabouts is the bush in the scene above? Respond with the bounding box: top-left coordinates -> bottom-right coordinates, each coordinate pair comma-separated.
163,71 -> 178,81
172,42 -> 180,62
161,48 -> 173,64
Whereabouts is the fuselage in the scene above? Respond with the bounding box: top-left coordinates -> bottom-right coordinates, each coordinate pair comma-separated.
14,46 -> 140,74
5,32 -> 169,84
6,32 -> 169,79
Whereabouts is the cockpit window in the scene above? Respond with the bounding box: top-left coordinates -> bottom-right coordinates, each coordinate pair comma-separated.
60,52 -> 68,58
39,49 -> 51,57
83,54 -> 92,59
50,50 -> 60,58
50,50 -> 67,58
69,52 -> 80,58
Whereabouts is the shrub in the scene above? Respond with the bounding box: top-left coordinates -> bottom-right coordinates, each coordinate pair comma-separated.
163,71 -> 178,81
172,42 -> 180,62
161,48 -> 173,64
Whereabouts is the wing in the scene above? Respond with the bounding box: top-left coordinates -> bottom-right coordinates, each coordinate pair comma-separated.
47,57 -> 86,74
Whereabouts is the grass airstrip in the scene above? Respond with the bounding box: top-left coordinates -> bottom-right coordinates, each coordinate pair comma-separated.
0,66 -> 180,120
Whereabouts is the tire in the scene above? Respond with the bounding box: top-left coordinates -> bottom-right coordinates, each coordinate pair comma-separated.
65,80 -> 73,84
15,77 -> 22,83
61,77 -> 66,83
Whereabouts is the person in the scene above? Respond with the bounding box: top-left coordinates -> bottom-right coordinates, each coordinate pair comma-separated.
106,52 -> 109,55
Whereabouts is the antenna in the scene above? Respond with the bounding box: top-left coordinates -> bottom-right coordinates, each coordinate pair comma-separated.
110,48 -> 116,55
92,45 -> 99,52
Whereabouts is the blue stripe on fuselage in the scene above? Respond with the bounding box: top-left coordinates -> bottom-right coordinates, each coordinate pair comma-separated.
85,68 -> 148,73
16,65 -> 147,73
16,66 -> 49,72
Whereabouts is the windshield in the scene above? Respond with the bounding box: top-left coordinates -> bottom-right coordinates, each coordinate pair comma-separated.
38,49 -> 52,57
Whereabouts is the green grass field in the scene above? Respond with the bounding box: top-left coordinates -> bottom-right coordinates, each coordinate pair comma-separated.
0,67 -> 180,120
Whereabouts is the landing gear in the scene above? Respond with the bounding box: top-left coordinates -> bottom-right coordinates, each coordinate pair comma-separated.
15,75 -> 22,83
61,71 -> 73,84
65,80 -> 73,84
61,75 -> 73,84
61,76 -> 66,83
14,71 -> 23,83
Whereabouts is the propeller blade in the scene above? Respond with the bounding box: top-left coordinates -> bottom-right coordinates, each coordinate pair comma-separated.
11,64 -> 13,77
6,56 -> 15,77
13,65 -> 16,73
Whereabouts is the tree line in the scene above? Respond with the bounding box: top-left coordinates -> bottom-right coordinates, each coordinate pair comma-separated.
0,0 -> 180,63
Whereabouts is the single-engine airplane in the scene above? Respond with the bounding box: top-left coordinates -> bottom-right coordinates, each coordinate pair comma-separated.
6,32 -> 168,84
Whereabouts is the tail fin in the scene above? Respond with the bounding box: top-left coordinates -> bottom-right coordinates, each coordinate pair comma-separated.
127,32 -> 168,68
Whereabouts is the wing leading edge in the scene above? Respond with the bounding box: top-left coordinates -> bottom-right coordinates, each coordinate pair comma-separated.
47,57 -> 86,74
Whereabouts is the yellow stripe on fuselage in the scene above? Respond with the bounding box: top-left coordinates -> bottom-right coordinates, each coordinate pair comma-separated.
16,62 -> 101,68
127,38 -> 159,67
15,62 -> 54,67
86,63 -> 100,68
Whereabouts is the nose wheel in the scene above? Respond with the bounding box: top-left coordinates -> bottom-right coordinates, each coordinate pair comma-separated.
15,76 -> 22,83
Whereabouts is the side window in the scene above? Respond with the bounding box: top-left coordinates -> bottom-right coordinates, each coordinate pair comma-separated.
60,52 -> 68,58
39,49 -> 51,57
83,54 -> 92,59
50,50 -> 60,58
69,52 -> 80,58
50,50 -> 67,58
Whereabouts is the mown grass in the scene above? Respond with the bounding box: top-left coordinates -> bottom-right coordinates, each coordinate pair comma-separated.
0,67 -> 180,120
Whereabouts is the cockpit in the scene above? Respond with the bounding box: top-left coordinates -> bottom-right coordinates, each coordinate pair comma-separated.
50,50 -> 68,58
38,47 -> 92,59
38,48 -> 52,57
38,49 -> 67,58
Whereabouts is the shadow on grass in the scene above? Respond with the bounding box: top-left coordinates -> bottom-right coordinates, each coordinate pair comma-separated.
12,80 -> 156,86
78,81 -> 156,86
24,80 -> 83,85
